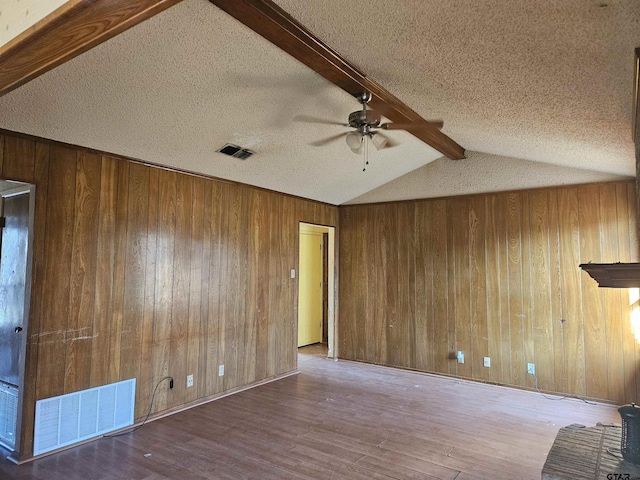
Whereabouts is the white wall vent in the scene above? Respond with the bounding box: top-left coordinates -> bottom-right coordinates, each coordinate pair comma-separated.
0,382 -> 18,450
34,378 -> 135,456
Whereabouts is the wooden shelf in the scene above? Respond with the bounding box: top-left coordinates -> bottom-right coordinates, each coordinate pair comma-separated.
580,262 -> 640,288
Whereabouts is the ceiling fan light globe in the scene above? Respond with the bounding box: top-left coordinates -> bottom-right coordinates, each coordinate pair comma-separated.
372,133 -> 388,150
345,132 -> 363,151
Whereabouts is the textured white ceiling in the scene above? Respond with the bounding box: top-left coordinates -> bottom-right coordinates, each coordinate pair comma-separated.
346,151 -> 628,205
0,0 -> 637,205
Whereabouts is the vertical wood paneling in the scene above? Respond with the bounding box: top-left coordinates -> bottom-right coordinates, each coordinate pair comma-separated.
384,205 -> 400,367
397,203 -> 413,368
451,198 -> 471,378
206,180 -> 226,395
243,190 -> 264,382
506,193 -> 525,387
109,162 -> 130,384
226,185 -> 244,390
520,192 -> 535,389
198,179 -> 213,396
153,169 -> 176,412
243,188 -> 257,382
485,195 -> 503,384
469,196 -> 487,380
36,145 -> 76,400
629,182 -> 639,263
120,163 -> 149,416
496,194 -> 511,385
578,185 -> 608,399
283,195 -> 295,370
255,190 -> 270,379
281,195 -> 296,373
234,187 -> 249,383
266,193 -> 283,377
91,157 -> 118,388
65,151 -> 101,394
365,205 -> 378,364
617,183 -> 636,403
3,131 -> 338,461
338,180 -> 638,403
627,183 -> 640,402
548,191 -> 566,394
529,190 -> 554,391
341,206 -> 357,361
600,184 -> 624,402
0,135 -> 4,173
170,174 -> 192,405
414,201 -> 431,371
373,205 -> 388,364
354,208 -> 367,361
558,187 -> 586,396
140,167 -> 159,414
432,200 -> 449,374
208,178 -> 228,395
3,135 -> 35,182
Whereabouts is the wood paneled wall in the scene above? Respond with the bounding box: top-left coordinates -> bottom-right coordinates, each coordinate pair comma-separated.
0,131 -> 338,459
339,181 -> 640,404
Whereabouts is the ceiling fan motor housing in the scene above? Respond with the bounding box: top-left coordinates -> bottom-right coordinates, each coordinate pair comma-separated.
348,110 -> 381,129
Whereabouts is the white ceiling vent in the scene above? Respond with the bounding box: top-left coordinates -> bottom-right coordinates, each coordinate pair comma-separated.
217,143 -> 255,160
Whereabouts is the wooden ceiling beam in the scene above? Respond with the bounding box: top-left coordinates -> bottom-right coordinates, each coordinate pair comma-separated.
209,0 -> 466,160
0,0 -> 182,98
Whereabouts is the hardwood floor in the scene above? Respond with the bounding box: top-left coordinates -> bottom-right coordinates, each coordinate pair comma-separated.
1,345 -> 621,479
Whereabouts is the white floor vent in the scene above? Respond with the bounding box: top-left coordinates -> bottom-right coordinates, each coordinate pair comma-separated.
0,382 -> 18,450
34,378 -> 135,456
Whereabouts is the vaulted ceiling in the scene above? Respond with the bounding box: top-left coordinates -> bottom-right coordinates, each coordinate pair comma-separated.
0,0 -> 637,205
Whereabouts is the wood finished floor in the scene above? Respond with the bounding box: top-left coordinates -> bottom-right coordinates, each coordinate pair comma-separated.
1,345 -> 621,479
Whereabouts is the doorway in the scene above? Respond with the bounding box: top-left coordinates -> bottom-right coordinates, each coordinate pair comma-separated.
297,223 -> 336,358
0,180 -> 34,454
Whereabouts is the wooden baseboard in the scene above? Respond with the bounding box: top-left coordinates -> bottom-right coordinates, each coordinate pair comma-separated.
337,357 -> 618,406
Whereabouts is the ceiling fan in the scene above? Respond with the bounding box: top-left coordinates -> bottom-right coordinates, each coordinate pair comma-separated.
295,92 -> 444,154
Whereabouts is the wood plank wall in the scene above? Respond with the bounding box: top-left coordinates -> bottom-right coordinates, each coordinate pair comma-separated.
339,181 -> 640,404
0,131 -> 338,459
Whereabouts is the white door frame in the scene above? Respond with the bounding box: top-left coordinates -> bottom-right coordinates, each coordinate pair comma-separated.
298,222 -> 337,358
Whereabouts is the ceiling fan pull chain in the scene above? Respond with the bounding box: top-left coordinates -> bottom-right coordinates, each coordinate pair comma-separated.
362,134 -> 369,172
362,136 -> 366,171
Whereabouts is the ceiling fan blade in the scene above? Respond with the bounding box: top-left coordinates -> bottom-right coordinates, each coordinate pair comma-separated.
294,115 -> 346,126
309,132 -> 348,146
381,120 -> 444,130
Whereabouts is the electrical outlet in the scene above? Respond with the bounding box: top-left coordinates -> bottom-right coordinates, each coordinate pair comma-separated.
290,269 -> 296,279
483,357 -> 490,368
457,351 -> 464,364
186,374 -> 194,388
218,364 -> 225,376
527,363 -> 535,375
